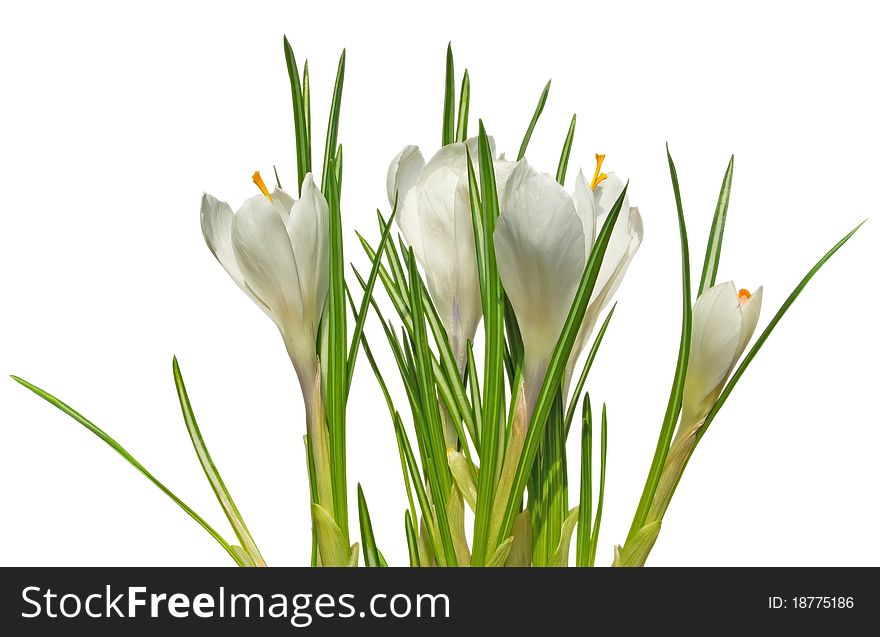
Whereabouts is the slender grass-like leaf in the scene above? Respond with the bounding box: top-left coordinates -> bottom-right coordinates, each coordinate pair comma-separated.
555,114 -> 577,185
405,512 -> 421,566
324,163 -> 349,539
517,80 -> 551,160
304,434 -> 319,566
626,145 -> 692,541
589,404 -> 608,568
698,155 -> 734,296
576,393 -> 593,567
355,237 -> 476,450
466,149 -> 487,308
456,69 -> 470,142
302,60 -> 311,156
442,43 -> 455,146
272,165 -> 282,190
495,182 -> 629,545
564,304 -> 616,437
283,36 -> 310,193
357,484 -> 381,567
471,122 -> 506,566
394,415 -> 441,563
346,202 -> 397,394
533,394 -> 567,565
322,49 -> 346,191
466,340 -> 483,451
405,249 -> 458,565
10,376 -> 241,565
172,358 -> 265,566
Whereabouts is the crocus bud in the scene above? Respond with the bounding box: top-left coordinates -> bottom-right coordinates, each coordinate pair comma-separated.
680,281 -> 763,434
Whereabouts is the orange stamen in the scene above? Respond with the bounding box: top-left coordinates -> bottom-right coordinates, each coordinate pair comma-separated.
252,171 -> 273,202
590,153 -> 607,190
738,288 -> 752,302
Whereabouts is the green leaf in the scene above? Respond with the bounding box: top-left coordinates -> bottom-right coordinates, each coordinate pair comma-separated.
357,484 -> 381,567
405,249 -> 457,566
576,393 -> 593,567
302,60 -> 311,158
626,145 -> 692,542
548,506 -> 579,567
393,415 -> 436,557
471,122 -> 506,566
698,155 -> 734,296
282,36 -> 311,193
486,537 -> 514,567
347,543 -> 360,567
555,114 -> 577,184
10,375 -> 240,565
455,69 -> 470,143
324,161 -> 349,539
466,340 -> 483,451
405,512 -> 421,566
230,545 -> 255,567
346,201 -> 397,394
442,43 -> 455,146
505,510 -> 532,567
447,448 -> 478,511
614,521 -> 661,567
517,80 -> 551,160
303,434 -> 320,566
311,502 -> 351,567
321,49 -> 346,191
172,358 -> 265,566
495,181 -> 630,546
590,404 -> 608,568
564,303 -> 616,437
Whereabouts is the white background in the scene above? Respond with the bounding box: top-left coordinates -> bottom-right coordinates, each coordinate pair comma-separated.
1,0 -> 878,567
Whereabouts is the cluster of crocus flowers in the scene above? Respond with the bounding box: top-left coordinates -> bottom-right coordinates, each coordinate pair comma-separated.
388,145 -> 643,421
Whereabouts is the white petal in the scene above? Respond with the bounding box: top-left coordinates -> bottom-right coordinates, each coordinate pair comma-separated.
414,143 -> 475,344
735,285 -> 763,361
590,205 -> 644,311
387,145 -> 424,208
495,160 -> 586,369
231,194 -> 304,328
593,172 -> 630,220
200,193 -> 271,314
287,173 -> 330,335
572,169 -> 597,251
390,146 -> 427,264
681,281 -> 742,424
567,205 -> 643,380
272,186 -> 296,223
463,134 -> 496,164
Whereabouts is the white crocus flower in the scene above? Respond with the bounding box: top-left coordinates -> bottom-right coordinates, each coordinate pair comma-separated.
200,171 -> 329,408
679,281 -> 763,435
567,155 -> 644,387
649,280 -> 763,523
494,160 -> 587,416
387,137 -> 497,373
